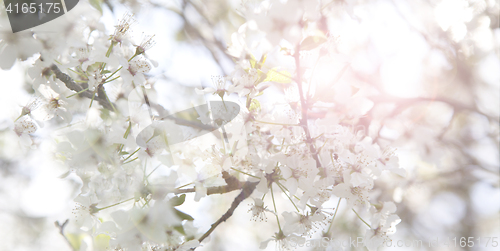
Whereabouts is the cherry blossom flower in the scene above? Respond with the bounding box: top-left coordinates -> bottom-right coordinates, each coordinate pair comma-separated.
110,13 -> 136,46
364,202 -> 401,251
195,75 -> 229,100
251,0 -> 303,46
332,182 -> 371,208
86,67 -> 105,91
228,66 -> 260,97
71,195 -> 101,231
27,56 -> 58,90
0,22 -> 42,69
13,116 -> 37,147
15,97 -> 41,122
226,20 -> 267,59
248,198 -> 273,222
282,211 -> 324,236
36,84 -> 72,122
260,231 -> 305,251
120,56 -> 152,86
135,33 -> 156,56
110,200 -> 186,249
379,147 -> 406,177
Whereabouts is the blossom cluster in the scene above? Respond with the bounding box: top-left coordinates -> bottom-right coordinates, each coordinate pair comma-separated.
0,0 -> 406,250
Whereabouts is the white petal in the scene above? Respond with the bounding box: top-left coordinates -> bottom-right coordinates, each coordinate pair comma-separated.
280,165 -> 292,178
259,238 -> 273,249
111,210 -> 130,227
195,87 -> 215,95
332,183 -> 352,198
194,183 -> 207,202
350,172 -> 369,187
222,157 -> 232,171
149,59 -> 159,68
286,178 -> 298,197
391,167 -> 406,177
256,177 -> 268,193
19,134 -> 32,146
383,202 -> 397,214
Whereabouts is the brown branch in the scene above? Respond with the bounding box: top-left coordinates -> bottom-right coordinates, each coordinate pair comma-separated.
196,181 -> 258,245
54,219 -> 75,251
52,64 -> 226,133
294,44 -> 325,176
368,95 -> 498,123
175,171 -> 258,246
50,64 -> 114,110
174,180 -> 258,196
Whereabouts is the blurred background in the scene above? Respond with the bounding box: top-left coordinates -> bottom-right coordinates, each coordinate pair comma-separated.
0,0 -> 499,250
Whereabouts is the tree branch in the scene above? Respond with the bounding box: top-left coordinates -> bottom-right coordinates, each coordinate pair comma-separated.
294,45 -> 324,176
54,219 -> 75,251
196,180 -> 258,245
50,64 -> 114,110
174,177 -> 258,196
176,171 -> 259,247
368,95 -> 499,123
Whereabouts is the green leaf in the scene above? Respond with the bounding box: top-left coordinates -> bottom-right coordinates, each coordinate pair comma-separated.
99,107 -> 111,120
249,54 -> 267,70
66,233 -> 85,250
94,234 -> 110,249
170,194 -> 186,207
89,0 -> 103,14
255,69 -> 266,84
249,54 -> 257,68
174,208 -> 194,221
231,140 -> 239,155
174,225 -> 186,235
58,171 -> 71,179
262,68 -> 292,84
176,109 -> 201,121
175,29 -> 188,42
256,54 -> 267,70
300,36 -> 327,51
249,99 -> 261,112
101,70 -> 111,74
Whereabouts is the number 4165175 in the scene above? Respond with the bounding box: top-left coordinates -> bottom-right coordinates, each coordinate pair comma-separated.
6,2 -> 61,14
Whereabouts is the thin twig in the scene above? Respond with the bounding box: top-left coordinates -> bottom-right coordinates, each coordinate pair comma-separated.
294,45 -> 325,176
352,208 -> 371,228
174,180 -> 258,195
54,219 -> 75,251
196,181 -> 258,244
325,198 -> 341,237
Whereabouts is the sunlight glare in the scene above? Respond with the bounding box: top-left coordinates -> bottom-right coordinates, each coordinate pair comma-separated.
380,52 -> 423,98
434,0 -> 472,42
